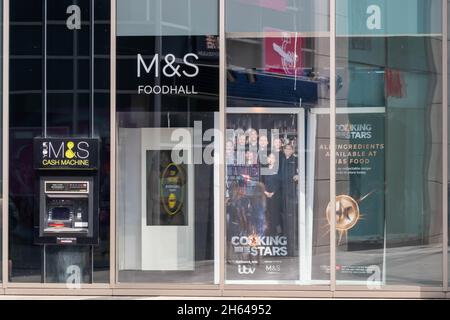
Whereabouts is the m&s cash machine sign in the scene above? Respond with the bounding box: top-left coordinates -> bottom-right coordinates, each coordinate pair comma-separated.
34,138 -> 99,170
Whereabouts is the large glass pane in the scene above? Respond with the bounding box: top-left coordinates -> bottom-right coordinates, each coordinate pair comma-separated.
226,0 -> 329,33
9,0 -> 110,284
116,1 -> 219,284
117,0 -> 218,37
225,0 -> 331,285
336,0 -> 443,287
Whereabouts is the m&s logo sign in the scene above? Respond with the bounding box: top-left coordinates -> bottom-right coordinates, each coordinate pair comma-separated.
43,140 -> 90,160
136,53 -> 200,96
34,138 -> 99,170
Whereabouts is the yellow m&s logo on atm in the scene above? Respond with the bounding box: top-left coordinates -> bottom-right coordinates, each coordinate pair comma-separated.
35,138 -> 99,170
65,141 -> 76,159
45,141 -> 90,159
40,140 -> 92,167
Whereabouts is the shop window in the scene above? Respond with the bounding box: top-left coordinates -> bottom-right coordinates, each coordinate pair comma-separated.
116,0 -> 219,284
9,0 -> 110,284
336,0 -> 444,287
225,0 -> 331,284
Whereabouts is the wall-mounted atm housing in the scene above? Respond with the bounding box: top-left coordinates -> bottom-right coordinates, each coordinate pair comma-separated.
34,138 -> 100,245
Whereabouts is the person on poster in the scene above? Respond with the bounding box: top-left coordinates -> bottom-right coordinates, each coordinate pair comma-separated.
248,128 -> 258,151
226,182 -> 250,262
225,139 -> 235,165
249,182 -> 267,237
271,136 -> 282,173
272,137 -> 282,154
280,143 -> 299,256
236,131 -> 246,165
225,139 -> 236,199
262,153 -> 282,235
258,134 -> 269,166
245,150 -> 258,165
247,128 -> 259,164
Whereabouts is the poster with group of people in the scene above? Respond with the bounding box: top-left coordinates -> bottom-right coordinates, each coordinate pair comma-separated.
225,113 -> 302,281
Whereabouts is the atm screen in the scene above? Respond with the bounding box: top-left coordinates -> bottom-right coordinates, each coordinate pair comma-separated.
51,207 -> 71,220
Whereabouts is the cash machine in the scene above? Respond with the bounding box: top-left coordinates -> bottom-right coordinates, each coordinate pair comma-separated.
33,137 -> 100,282
38,177 -> 95,244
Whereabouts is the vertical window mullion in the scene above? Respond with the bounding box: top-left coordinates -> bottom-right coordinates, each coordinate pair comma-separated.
442,0 -> 448,293
2,0 -> 8,290
330,0 -> 337,293
219,0 -> 226,291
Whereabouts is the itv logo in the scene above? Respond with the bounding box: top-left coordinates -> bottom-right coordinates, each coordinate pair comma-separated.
238,265 -> 256,275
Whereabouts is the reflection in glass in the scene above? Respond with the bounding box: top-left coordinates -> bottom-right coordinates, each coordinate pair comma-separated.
117,0 -> 218,37
226,32 -> 330,283
116,29 -> 219,281
336,35 -> 443,286
116,0 -> 219,284
226,0 -> 329,33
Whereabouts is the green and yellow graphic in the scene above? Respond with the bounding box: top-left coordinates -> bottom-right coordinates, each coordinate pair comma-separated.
160,162 -> 186,216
